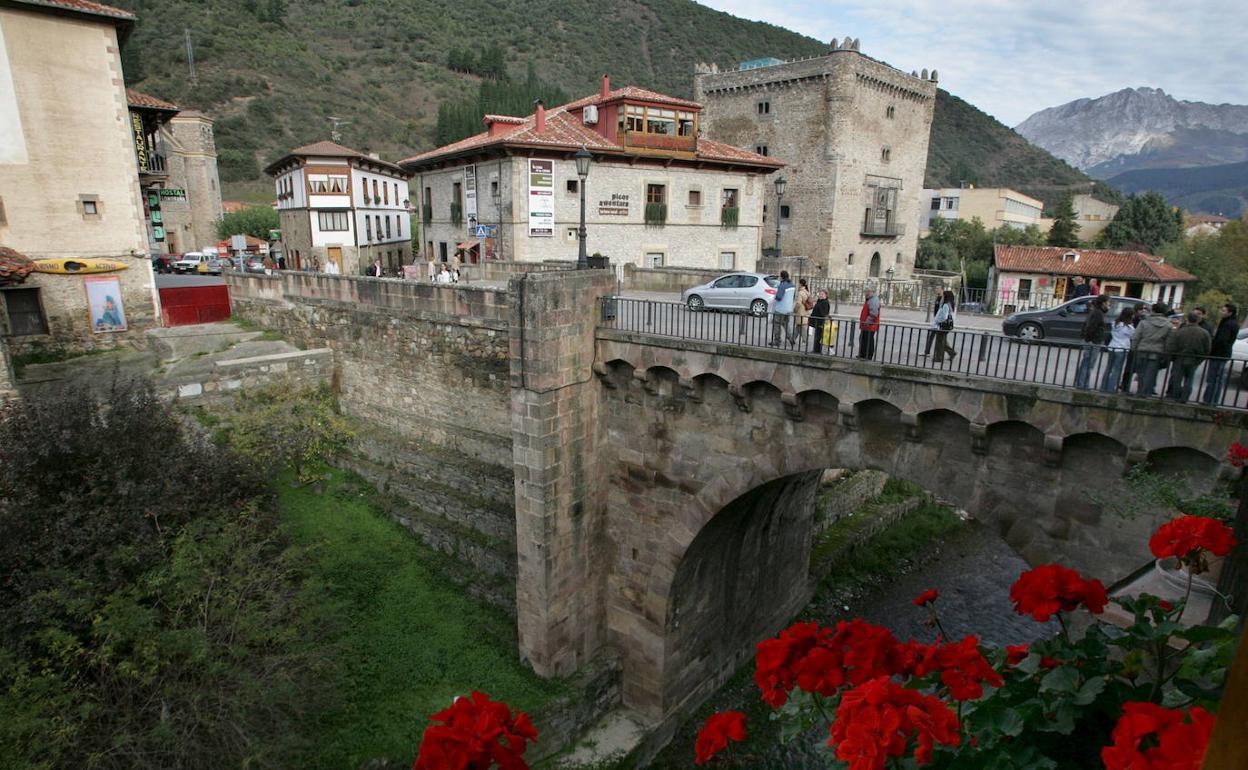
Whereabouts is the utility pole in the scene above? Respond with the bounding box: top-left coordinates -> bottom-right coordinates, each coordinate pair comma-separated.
328,117 -> 351,143
184,28 -> 197,85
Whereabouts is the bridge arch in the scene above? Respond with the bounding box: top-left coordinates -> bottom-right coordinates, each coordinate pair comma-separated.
594,339 -> 1241,719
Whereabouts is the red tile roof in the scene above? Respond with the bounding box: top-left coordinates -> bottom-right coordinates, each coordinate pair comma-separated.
126,88 -> 178,111
264,140 -> 409,177
10,0 -> 134,21
994,245 -> 1197,283
401,85 -> 780,171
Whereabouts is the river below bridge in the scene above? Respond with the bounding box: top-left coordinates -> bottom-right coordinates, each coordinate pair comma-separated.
648,512 -> 1058,768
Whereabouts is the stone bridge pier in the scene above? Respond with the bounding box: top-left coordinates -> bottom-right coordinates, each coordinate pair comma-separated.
510,276 -> 1247,732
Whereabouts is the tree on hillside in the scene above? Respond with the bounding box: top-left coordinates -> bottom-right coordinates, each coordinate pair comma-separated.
1160,220 -> 1248,305
1098,191 -> 1183,252
1046,195 -> 1080,247
216,206 -> 280,240
918,218 -> 1046,288
434,65 -> 570,146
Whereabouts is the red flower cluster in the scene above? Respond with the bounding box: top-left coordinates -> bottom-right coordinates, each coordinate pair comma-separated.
1005,644 -> 1029,666
1101,702 -> 1215,770
829,676 -> 961,770
912,636 -> 1004,701
694,710 -> 747,765
1009,565 -> 1108,622
413,691 -> 538,770
755,620 -> 918,707
1149,515 -> 1237,563
912,589 -> 939,607
1228,441 -> 1248,468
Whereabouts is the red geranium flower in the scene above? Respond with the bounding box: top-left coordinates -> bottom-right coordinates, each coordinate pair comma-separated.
1005,644 -> 1029,666
828,676 -> 960,770
913,589 -> 940,607
1101,702 -> 1215,770
413,691 -> 538,770
755,621 -> 834,708
756,620 -> 910,707
912,636 -> 1004,701
694,711 -> 747,765
1228,441 -> 1248,468
1149,515 -> 1237,572
1040,656 -> 1062,670
1009,564 -> 1108,622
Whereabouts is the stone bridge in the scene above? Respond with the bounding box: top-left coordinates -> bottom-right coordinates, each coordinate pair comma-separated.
226,269 -> 1246,744
511,272 -> 1246,729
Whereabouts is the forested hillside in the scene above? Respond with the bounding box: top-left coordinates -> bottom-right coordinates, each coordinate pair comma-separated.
113,0 -> 1105,210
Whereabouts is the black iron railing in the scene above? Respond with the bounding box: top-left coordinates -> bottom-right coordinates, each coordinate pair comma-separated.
598,297 -> 1248,412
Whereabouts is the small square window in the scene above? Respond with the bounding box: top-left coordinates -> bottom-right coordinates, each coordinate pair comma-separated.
780,205 -> 791,219
83,200 -> 98,215
566,180 -> 579,194
688,189 -> 701,206
755,145 -> 769,156
757,101 -> 771,115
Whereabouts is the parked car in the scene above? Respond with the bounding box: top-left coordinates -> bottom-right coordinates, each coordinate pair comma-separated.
172,251 -> 210,274
244,257 -> 265,273
1002,296 -> 1151,342
681,272 -> 780,316
150,253 -> 175,274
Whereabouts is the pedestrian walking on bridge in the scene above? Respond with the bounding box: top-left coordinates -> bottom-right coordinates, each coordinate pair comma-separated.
810,290 -> 831,354
931,290 -> 957,364
769,271 -> 797,348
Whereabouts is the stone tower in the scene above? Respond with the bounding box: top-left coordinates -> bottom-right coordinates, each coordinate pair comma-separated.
161,112 -> 224,253
694,44 -> 938,279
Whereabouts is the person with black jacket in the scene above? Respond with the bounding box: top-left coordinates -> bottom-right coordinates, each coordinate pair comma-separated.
810,291 -> 832,354
1074,294 -> 1109,389
1201,303 -> 1240,405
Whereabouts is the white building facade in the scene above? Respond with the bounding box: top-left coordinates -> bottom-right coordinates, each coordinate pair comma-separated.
402,78 -> 782,270
266,141 -> 411,275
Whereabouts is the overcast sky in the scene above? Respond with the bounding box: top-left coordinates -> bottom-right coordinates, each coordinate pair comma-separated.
699,0 -> 1247,126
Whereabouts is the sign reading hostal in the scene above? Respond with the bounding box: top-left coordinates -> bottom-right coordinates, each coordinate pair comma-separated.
528,159 -> 554,237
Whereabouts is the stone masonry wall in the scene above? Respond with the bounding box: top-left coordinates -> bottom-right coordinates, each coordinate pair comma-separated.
168,348 -> 333,402
510,269 -> 617,678
619,264 -> 724,294
226,271 -> 512,466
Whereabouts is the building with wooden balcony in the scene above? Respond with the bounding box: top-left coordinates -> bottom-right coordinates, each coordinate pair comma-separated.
265,141 -> 412,275
694,40 -> 939,280
0,0 -> 158,355
401,76 -> 782,271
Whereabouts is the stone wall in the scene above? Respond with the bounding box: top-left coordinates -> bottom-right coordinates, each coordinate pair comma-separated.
168,348 -> 333,402
458,260 -> 575,283
226,271 -> 512,466
619,264 -> 724,294
0,336 -> 15,398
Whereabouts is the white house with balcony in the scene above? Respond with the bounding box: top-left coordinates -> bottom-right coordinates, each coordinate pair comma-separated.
265,141 -> 412,275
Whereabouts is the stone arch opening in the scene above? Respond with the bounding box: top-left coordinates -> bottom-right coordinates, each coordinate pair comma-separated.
869,251 -> 881,278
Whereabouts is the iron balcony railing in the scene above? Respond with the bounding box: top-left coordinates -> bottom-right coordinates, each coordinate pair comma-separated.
597,297 -> 1248,412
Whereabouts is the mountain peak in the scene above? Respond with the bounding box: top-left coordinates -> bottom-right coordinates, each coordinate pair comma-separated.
1016,88 -> 1248,170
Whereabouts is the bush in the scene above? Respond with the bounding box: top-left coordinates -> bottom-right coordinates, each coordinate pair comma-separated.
222,382 -> 354,484
0,378 -> 330,770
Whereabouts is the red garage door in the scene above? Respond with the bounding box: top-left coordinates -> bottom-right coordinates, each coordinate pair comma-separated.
159,285 -> 231,326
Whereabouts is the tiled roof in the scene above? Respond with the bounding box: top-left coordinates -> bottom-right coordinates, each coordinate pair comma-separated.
126,88 -> 178,111
560,85 -> 702,111
9,0 -> 134,21
994,245 -> 1197,283
401,85 -> 780,170
264,140 -> 408,176
0,246 -> 35,285
483,114 -> 526,125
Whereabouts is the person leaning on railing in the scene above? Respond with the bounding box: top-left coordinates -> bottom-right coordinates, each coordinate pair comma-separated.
1165,311 -> 1212,403
1074,294 -> 1110,389
1100,307 -> 1136,393
1202,303 -> 1240,406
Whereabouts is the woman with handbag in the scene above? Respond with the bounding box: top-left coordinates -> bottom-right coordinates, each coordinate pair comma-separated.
931,289 -> 958,364
810,290 -> 831,354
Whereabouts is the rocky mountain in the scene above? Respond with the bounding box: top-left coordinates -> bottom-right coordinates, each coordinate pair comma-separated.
1016,88 -> 1248,174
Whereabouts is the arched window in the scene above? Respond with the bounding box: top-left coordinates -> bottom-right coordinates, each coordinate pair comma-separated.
869,252 -> 881,278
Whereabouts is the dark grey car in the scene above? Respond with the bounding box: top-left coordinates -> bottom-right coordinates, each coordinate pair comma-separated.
1002,296 -> 1151,341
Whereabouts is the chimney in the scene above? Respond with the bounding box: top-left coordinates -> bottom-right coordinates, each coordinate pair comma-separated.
534,99 -> 545,133
600,74 -> 610,98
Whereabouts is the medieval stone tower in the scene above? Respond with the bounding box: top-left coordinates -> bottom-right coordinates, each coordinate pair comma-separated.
161,112 -> 224,253
694,41 -> 938,279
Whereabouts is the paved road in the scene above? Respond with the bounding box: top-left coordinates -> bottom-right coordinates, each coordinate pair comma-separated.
155,273 -> 226,288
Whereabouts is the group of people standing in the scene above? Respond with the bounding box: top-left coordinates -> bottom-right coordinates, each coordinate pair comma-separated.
1074,296 -> 1240,404
767,273 -> 962,364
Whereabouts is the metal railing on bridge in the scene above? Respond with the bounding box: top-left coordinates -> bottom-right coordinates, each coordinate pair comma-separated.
599,297 -> 1248,412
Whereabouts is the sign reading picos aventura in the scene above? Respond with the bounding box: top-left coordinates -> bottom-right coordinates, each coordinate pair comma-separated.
598,193 -> 630,217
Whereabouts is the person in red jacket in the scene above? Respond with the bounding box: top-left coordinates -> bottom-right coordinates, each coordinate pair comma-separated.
858,287 -> 881,360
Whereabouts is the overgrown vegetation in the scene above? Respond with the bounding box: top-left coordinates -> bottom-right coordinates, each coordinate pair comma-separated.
435,63 -> 570,145
0,379 -> 562,769
917,216 -> 1049,288
216,204 -> 280,240
1155,217 -> 1248,308
1097,190 -> 1184,252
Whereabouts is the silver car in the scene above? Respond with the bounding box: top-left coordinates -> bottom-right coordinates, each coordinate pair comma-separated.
681,272 -> 780,317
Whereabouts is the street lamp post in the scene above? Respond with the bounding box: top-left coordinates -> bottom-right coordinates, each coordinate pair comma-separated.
773,175 -> 787,256
574,147 -> 593,269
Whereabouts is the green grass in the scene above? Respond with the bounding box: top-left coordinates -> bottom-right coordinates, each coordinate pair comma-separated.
10,345 -> 119,376
277,468 -> 564,769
